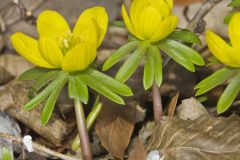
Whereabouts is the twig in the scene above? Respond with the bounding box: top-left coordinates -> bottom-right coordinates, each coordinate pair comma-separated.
74,99 -> 92,160
0,15 -> 6,33
12,0 -> 37,25
152,82 -> 163,123
28,0 -> 46,12
187,0 -> 223,33
0,132 -> 81,160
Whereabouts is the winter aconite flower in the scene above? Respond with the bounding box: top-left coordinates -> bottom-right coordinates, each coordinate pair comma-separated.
11,7 -> 108,72
10,7 -> 134,158
10,7 -> 133,126
122,0 -> 178,42
103,0 -> 203,91
195,12 -> 240,114
206,12 -> 240,67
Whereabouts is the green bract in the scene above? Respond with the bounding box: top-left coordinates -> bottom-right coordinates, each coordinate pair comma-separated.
195,67 -> 240,114
224,0 -> 240,24
20,67 -> 133,125
2,147 -> 12,160
103,29 -> 204,90
229,0 -> 240,7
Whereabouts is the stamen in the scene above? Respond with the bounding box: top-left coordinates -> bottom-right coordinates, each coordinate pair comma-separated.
63,39 -> 70,48
56,32 -> 83,55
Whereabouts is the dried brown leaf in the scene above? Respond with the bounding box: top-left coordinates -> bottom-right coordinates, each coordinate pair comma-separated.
128,138 -> 146,160
0,54 -> 32,77
0,81 -> 74,146
167,91 -> 179,117
0,66 -> 14,85
146,114 -> 240,160
95,101 -> 136,159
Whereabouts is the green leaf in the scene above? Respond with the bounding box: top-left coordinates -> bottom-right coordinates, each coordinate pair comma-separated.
195,67 -> 237,96
87,68 -> 133,96
167,29 -> 201,44
19,67 -> 49,81
78,74 -> 125,105
41,76 -> 67,125
32,71 -> 60,92
158,41 -> 195,72
161,39 -> 205,66
143,49 -> 154,90
68,75 -> 89,104
152,46 -> 163,87
115,42 -> 148,82
24,73 -> 68,110
229,0 -> 240,7
217,72 -> 240,114
2,147 -> 12,160
109,20 -> 126,28
207,56 -> 222,66
103,41 -> 139,71
224,11 -> 237,24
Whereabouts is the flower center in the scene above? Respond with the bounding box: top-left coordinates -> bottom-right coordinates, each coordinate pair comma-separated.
56,32 -> 83,55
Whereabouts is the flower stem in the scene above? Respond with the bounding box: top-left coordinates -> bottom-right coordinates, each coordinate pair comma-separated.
74,99 -> 92,160
152,81 -> 163,123
72,102 -> 103,151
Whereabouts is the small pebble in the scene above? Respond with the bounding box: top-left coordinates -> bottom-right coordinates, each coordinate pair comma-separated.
147,150 -> 164,160
23,135 -> 34,152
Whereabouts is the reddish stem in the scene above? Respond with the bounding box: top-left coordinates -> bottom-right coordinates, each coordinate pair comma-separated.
74,99 -> 92,160
152,82 -> 163,123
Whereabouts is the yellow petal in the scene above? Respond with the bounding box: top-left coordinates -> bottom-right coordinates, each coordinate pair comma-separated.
10,32 -> 54,68
137,6 -> 162,40
73,7 -> 108,47
130,0 -> 148,26
229,47 -> 240,66
228,12 -> 240,47
74,19 -> 98,48
39,37 -> 63,67
150,15 -> 178,42
206,30 -> 240,67
122,4 -> 139,38
165,0 -> 173,9
37,10 -> 70,38
62,42 -> 96,71
130,0 -> 171,23
152,0 -> 172,17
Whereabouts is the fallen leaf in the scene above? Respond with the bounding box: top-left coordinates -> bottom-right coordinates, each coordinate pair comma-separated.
0,66 -> 14,85
95,100 -> 136,159
0,81 -> 74,146
0,54 -> 32,77
146,114 -> 240,160
128,138 -> 146,160
167,91 -> 179,117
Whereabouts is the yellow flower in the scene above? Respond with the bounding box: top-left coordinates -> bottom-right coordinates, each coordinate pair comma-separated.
11,7 -> 108,72
122,0 -> 178,43
206,12 -> 240,67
